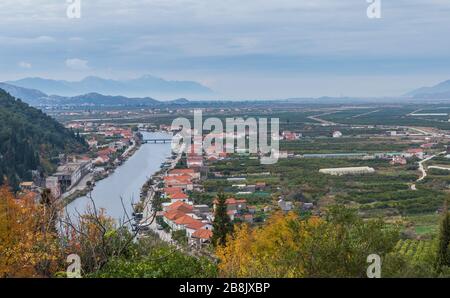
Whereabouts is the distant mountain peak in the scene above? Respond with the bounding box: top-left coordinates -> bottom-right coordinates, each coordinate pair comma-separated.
407,79 -> 450,98
6,75 -> 213,98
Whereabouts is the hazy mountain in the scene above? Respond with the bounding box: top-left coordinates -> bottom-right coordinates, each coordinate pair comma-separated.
0,84 -> 190,107
6,75 -> 213,98
407,79 -> 450,98
0,82 -> 50,106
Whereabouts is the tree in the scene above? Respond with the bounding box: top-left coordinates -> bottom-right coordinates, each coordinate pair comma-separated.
216,206 -> 399,278
211,193 -> 233,247
60,193 -> 158,275
90,241 -> 217,278
436,199 -> 450,272
0,185 -> 60,277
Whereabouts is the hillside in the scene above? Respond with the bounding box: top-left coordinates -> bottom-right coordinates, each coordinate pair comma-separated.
0,89 -> 88,190
0,82 -> 50,106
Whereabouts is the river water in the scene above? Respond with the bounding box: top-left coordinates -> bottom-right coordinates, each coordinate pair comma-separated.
66,131 -> 172,223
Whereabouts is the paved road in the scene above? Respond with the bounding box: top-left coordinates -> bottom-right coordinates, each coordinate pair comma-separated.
61,172 -> 93,199
410,151 -> 447,191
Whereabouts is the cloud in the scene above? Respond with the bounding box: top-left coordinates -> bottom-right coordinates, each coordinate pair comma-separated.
18,61 -> 32,69
1,0 -> 450,97
65,58 -> 89,70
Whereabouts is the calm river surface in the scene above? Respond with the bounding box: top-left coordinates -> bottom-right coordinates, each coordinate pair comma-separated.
66,132 -> 172,223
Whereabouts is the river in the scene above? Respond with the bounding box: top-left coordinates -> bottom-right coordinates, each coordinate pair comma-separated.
65,131 -> 172,223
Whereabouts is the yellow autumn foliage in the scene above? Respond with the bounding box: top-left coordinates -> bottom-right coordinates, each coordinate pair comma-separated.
216,212 -> 323,277
0,186 -> 61,277
216,208 -> 398,278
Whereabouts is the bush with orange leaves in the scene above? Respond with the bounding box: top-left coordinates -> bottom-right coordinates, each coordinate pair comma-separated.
0,186 -> 61,277
216,206 -> 399,278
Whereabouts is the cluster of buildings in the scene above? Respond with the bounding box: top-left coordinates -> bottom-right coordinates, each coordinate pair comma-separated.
161,201 -> 213,246
160,168 -> 213,246
46,157 -> 92,198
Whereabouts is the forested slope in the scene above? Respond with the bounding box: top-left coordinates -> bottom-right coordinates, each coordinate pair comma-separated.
0,89 -> 87,189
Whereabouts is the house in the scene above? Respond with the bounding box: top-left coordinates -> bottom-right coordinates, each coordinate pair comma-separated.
278,199 -> 293,212
191,229 -> 213,246
164,175 -> 194,191
163,210 -> 186,229
193,204 -> 210,215
406,148 -> 424,159
168,168 -> 200,180
255,182 -> 267,191
282,131 -> 300,141
332,131 -> 343,138
173,214 -> 199,231
213,198 -> 247,213
165,201 -> 194,213
54,160 -> 91,192
162,201 -> 214,242
163,187 -> 184,198
94,155 -> 110,165
169,192 -> 189,203
390,156 -> 407,165
185,220 -> 207,238
19,181 -> 35,191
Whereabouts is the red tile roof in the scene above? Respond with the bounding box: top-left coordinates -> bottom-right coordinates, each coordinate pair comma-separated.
185,220 -> 206,230
174,215 -> 198,225
166,201 -> 193,213
192,229 -> 213,239
213,198 -> 247,205
164,210 -> 185,221
164,187 -> 184,195
169,169 -> 196,175
170,192 -> 189,200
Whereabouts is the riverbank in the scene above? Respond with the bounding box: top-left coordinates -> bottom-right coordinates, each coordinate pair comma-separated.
65,131 -> 173,222
61,135 -> 143,206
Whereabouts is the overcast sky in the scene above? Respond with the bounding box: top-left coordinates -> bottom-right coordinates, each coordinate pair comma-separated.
0,0 -> 450,99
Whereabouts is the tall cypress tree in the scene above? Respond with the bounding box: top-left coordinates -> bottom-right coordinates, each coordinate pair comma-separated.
436,199 -> 450,272
212,193 -> 233,247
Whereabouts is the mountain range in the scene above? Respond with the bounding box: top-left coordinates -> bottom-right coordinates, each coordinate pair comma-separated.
5,75 -> 213,98
407,79 -> 450,99
0,82 -> 192,107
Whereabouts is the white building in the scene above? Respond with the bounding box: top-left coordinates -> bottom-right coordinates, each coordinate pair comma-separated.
319,166 -> 375,176
332,131 -> 343,138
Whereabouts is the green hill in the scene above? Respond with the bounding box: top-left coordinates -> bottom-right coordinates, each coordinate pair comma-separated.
0,88 -> 88,190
